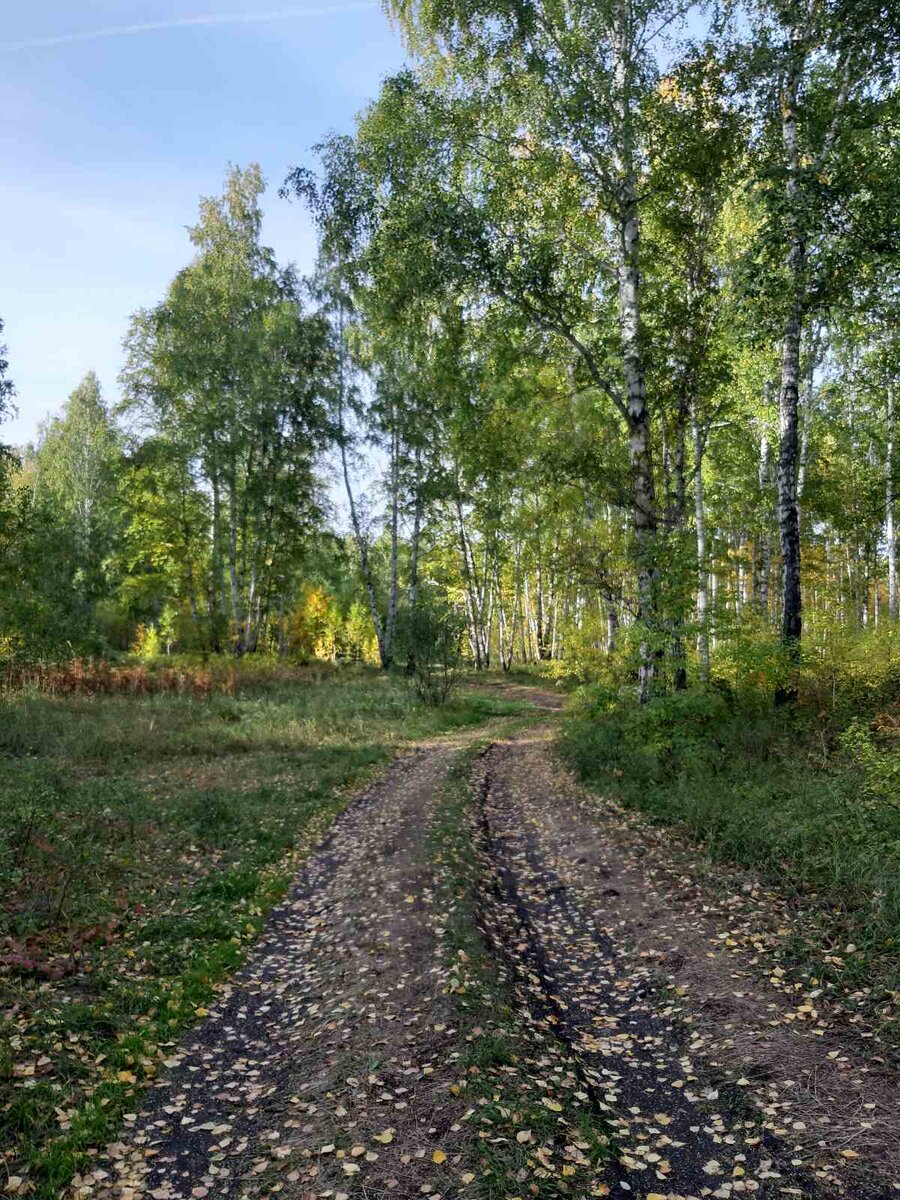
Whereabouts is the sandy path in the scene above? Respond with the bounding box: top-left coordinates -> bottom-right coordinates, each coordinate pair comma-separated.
472,725 -> 900,1200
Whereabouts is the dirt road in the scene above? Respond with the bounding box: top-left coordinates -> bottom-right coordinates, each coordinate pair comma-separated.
74,688 -> 900,1200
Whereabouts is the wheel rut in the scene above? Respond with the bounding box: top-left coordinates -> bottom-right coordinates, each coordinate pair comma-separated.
73,724 -> 498,1200
470,725 -> 899,1200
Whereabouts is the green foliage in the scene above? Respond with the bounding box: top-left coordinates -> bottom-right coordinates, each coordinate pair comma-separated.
802,625 -> 900,718
122,164 -> 332,655
400,585 -> 466,705
0,315 -> 15,451
837,719 -> 900,808
130,621 -> 162,661
288,582 -> 344,661
30,372 -> 122,605
344,599 -> 379,664
709,621 -> 794,704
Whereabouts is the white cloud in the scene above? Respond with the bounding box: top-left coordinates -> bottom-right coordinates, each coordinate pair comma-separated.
1,3 -> 377,53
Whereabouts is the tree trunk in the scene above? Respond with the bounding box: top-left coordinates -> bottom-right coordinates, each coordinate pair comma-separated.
888,386 -> 897,618
777,273 -> 804,659
339,395 -> 386,667
209,469 -> 226,651
277,592 -> 286,656
227,469 -> 244,655
756,430 -> 771,618
383,417 -> 401,669
535,547 -> 548,660
455,495 -> 483,670
621,218 -> 657,701
776,57 -> 805,683
611,12 -> 657,702
406,446 -> 424,673
607,601 -> 619,656
523,573 -> 533,661
692,402 -> 710,684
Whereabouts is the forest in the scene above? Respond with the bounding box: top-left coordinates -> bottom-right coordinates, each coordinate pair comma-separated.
3,6 -> 900,700
3,0 -> 900,1197
2,0 -> 900,696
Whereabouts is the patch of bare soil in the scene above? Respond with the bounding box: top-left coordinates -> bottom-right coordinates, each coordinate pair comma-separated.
72,726 -> 500,1200
473,726 -> 900,1200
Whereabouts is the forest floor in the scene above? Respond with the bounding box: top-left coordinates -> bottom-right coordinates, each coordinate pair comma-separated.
60,681 -> 900,1200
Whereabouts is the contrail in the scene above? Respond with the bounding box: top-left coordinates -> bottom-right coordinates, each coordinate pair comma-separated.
1,3 -> 378,52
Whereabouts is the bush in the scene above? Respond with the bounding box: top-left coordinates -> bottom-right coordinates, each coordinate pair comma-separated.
400,588 -> 466,706
0,657 -> 223,698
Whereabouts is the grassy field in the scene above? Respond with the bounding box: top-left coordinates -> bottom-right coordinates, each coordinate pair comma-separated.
0,663 -> 522,1197
560,685 -> 900,1049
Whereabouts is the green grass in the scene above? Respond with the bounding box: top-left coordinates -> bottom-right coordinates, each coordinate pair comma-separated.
0,664 -> 522,1197
560,685 -> 900,1048
430,750 -> 611,1197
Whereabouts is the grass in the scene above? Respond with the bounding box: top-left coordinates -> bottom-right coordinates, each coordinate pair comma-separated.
0,663 -> 523,1198
430,748 -> 612,1198
559,684 -> 900,1048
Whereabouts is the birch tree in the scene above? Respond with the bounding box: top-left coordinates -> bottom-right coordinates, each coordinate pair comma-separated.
123,165 -> 331,654
744,0 -> 900,666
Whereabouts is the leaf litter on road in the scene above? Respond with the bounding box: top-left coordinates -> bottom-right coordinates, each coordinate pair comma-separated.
66,689 -> 900,1200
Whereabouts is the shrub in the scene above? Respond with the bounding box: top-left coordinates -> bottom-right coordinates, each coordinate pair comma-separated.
400,588 -> 466,707
130,623 -> 161,661
0,658 -> 220,698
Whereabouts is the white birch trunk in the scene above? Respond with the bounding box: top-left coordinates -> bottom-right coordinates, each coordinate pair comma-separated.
888,385 -> 897,618
691,403 -> 710,683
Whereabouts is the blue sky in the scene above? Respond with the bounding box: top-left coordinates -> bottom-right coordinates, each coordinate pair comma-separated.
0,1 -> 408,446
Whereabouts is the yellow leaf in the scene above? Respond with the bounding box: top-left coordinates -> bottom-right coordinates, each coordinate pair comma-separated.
461,1173 -> 475,1184
840,1149 -> 859,1159
542,1098 -> 562,1112
194,1007 -> 209,1017
373,1129 -> 394,1144
117,1071 -> 136,1084
432,1149 -> 447,1164
516,1130 -> 533,1144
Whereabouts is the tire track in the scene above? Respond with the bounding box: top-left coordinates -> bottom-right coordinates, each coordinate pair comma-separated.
472,728 -> 895,1200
